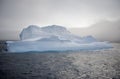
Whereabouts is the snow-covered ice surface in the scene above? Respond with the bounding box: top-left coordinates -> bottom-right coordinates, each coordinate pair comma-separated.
0,43 -> 120,79
7,25 -> 112,52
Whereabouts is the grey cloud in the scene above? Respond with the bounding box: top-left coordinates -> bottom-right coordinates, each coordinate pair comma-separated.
70,19 -> 120,43
0,0 -> 120,40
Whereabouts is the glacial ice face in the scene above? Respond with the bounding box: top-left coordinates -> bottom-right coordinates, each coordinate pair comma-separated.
20,25 -> 47,40
20,25 -> 71,40
7,25 -> 112,52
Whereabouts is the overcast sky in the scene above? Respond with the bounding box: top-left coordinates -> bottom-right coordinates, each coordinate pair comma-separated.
69,19 -> 120,42
0,0 -> 120,40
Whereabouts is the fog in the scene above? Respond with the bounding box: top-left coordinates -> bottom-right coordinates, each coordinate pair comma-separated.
0,0 -> 120,41
69,20 -> 120,43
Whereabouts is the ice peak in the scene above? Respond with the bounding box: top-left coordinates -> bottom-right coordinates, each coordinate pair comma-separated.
41,25 -> 67,32
26,25 -> 40,30
43,25 -> 66,29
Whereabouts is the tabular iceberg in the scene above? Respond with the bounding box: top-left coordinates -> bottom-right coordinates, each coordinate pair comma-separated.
7,25 -> 112,52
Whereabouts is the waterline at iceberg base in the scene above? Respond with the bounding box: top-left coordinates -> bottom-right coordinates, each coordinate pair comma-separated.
7,25 -> 112,53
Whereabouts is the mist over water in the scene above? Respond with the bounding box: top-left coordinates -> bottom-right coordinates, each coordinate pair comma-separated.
69,20 -> 120,43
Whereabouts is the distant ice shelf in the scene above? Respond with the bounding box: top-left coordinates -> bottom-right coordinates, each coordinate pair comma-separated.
7,25 -> 112,52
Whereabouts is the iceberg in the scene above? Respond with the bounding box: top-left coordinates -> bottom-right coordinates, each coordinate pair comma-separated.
7,25 -> 112,52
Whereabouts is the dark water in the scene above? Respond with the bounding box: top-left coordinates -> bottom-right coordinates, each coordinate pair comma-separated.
0,53 -> 78,79
0,48 -> 120,79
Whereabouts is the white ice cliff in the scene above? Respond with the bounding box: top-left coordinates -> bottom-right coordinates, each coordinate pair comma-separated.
7,25 -> 112,52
